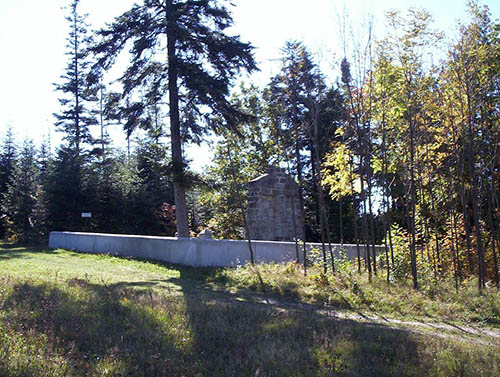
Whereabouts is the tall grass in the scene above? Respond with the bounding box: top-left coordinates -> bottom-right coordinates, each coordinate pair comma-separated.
1,276 -> 499,377
0,243 -> 499,376
209,261 -> 500,327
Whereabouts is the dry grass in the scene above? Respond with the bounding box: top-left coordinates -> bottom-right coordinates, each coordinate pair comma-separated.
0,243 -> 499,376
208,261 -> 500,327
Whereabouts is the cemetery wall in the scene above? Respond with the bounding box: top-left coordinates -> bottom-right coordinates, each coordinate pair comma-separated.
49,231 -> 384,267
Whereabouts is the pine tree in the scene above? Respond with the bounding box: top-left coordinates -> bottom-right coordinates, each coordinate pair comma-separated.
45,147 -> 84,231
91,0 -> 257,237
267,42 -> 312,245
200,85 -> 279,239
2,139 -> 43,242
54,0 -> 97,157
268,41 -> 338,270
0,126 -> 17,238
49,0 -> 99,233
0,127 -> 17,195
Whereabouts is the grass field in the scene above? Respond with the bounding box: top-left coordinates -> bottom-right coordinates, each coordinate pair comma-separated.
1,242 -> 499,376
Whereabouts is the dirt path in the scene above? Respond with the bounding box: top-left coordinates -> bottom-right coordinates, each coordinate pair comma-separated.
194,284 -> 500,347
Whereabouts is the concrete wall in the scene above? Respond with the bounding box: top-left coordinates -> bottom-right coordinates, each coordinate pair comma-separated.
49,231 -> 384,268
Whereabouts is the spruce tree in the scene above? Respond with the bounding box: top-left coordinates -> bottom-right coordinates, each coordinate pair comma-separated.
267,42 -> 317,251
91,0 -> 257,237
200,85 -> 279,239
2,139 -> 42,242
0,126 -> 17,195
50,0 -> 98,231
0,126 -> 17,238
54,0 -> 97,157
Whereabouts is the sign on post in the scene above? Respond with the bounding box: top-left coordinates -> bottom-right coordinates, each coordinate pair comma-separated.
81,212 -> 92,218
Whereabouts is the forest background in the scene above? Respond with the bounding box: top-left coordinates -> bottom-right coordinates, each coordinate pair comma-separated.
0,0 -> 500,291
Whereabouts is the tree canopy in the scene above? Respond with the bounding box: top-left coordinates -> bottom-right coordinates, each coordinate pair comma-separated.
90,0 -> 258,236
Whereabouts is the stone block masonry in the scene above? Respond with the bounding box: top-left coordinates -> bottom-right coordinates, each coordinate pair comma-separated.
246,167 -> 304,241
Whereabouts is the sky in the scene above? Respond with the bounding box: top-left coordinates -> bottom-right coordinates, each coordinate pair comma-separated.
1,0 -> 499,169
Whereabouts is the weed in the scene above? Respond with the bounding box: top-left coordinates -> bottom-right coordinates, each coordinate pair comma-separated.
0,242 -> 499,376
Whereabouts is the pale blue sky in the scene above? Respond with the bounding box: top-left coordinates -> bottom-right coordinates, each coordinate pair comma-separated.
0,0 -> 498,168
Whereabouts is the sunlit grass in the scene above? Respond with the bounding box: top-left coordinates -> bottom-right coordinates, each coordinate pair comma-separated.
1,242 -> 499,376
209,261 -> 500,327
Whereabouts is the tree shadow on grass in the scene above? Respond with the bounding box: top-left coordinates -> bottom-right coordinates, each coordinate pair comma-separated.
1,279 -> 195,376
174,269 -> 437,377
0,242 -> 59,261
1,270 -> 496,376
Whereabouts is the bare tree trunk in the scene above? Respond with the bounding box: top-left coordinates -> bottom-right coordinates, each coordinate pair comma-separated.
276,131 -> 301,265
388,220 -> 395,271
466,90 -> 485,292
430,188 -> 442,274
449,210 -> 460,291
487,185 -> 499,287
381,116 -> 395,272
350,160 -> 362,273
361,174 -> 372,281
409,106 -> 419,290
226,144 -> 254,265
339,198 -> 344,245
416,154 -> 432,271
452,209 -> 464,281
383,214 -> 390,282
343,56 -> 370,280
277,124 -> 306,271
449,111 -> 472,276
367,176 -> 377,275
486,114 -> 500,287
289,193 -> 300,264
359,157 -> 372,281
167,0 -> 189,238
460,170 -> 475,274
291,96 -> 309,275
312,104 -> 335,273
493,193 -> 500,287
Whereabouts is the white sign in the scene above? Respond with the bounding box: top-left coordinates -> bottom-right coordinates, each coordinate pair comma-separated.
81,212 -> 92,218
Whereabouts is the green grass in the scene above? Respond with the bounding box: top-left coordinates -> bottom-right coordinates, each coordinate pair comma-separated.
1,242 -> 499,376
207,261 -> 500,327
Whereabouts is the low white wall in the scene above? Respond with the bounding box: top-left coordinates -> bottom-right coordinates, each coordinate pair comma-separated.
48,231 -> 384,267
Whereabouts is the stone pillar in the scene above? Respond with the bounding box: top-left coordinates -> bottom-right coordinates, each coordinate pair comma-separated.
246,167 -> 303,241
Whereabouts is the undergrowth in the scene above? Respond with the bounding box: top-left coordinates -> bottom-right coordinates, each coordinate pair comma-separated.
1,243 -> 499,376
206,261 -> 500,327
1,276 -> 499,377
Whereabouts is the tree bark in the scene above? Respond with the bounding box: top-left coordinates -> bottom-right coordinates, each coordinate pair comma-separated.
226,143 -> 254,265
409,104 -> 418,290
466,87 -> 485,292
166,0 -> 189,238
487,185 -> 499,287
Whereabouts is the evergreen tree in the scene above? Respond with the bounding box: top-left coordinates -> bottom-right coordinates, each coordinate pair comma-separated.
133,135 -> 175,235
267,41 -> 316,242
2,139 -> 43,242
0,126 -> 17,238
200,85 -> 279,238
268,42 -> 345,254
45,147 -> 85,231
49,0 -> 98,232
54,0 -> 97,157
91,0 -> 257,237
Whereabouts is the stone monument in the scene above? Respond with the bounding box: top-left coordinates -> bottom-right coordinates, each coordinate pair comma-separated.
246,167 -> 304,241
